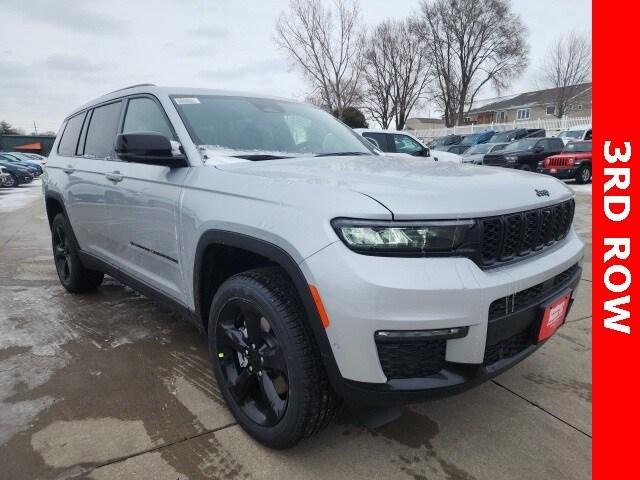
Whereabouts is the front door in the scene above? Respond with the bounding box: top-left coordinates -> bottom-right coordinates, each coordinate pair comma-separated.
104,95 -> 190,303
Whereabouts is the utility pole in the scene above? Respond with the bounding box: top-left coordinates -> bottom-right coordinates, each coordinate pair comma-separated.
33,121 -> 38,135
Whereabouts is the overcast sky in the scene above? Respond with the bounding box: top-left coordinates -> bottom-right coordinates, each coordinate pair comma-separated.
0,0 -> 590,133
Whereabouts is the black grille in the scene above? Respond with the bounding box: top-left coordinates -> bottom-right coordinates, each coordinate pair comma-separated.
479,199 -> 574,267
376,340 -> 446,379
484,329 -> 532,365
489,263 -> 579,320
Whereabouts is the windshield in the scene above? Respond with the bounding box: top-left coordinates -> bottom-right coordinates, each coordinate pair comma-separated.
504,138 -> 538,152
563,142 -> 592,153
492,131 -> 521,143
559,130 -> 585,139
171,95 -> 372,159
466,143 -> 492,154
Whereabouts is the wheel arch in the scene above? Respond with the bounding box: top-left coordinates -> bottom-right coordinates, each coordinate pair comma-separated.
193,230 -> 344,391
44,191 -> 67,229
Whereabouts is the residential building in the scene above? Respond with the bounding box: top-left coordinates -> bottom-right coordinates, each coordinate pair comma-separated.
465,83 -> 591,125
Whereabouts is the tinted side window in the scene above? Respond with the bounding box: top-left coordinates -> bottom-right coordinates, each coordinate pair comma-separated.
123,97 -> 173,139
584,130 -> 592,140
58,113 -> 86,156
84,102 -> 123,158
363,132 -> 389,152
393,134 -> 423,155
550,138 -> 563,150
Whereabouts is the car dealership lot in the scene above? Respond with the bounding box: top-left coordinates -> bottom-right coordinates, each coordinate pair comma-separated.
0,180 -> 591,479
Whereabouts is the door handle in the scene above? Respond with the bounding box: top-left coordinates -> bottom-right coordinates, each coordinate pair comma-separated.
63,165 -> 75,174
105,171 -> 124,183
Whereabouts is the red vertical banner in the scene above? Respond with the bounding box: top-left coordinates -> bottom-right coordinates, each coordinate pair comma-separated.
593,1 -> 639,478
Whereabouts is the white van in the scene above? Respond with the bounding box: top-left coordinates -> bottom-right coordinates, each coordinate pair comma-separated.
557,124 -> 592,145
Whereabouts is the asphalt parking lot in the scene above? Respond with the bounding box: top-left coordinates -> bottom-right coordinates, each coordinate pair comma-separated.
0,180 -> 591,480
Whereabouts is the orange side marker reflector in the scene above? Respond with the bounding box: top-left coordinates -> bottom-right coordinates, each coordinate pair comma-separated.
309,285 -> 330,329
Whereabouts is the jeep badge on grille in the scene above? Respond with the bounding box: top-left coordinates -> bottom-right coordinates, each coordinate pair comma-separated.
536,189 -> 550,197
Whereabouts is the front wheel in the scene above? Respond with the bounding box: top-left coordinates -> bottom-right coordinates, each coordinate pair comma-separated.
51,214 -> 104,293
575,165 -> 592,184
209,267 -> 339,449
519,164 -> 532,172
2,173 -> 18,188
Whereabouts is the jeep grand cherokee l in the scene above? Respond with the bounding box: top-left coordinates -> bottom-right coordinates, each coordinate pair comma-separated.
43,85 -> 584,448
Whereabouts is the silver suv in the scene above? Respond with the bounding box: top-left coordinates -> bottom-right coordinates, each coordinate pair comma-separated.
43,85 -> 584,448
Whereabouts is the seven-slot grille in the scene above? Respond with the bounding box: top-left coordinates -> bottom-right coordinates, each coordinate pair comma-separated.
546,157 -> 572,167
479,199 -> 574,267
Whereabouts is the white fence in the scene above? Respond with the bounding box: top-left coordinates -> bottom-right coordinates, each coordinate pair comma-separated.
411,116 -> 592,142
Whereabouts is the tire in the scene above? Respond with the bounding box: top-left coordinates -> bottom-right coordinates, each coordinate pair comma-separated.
51,213 -> 104,293
575,165 -> 592,184
208,267 -> 339,449
519,164 -> 532,172
3,173 -> 18,188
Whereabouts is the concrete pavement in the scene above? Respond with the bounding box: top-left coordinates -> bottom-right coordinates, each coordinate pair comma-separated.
0,180 -> 591,479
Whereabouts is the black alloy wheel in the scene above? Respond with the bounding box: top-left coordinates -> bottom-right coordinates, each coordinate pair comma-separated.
209,268 -> 339,449
53,221 -> 71,283
216,298 -> 289,426
50,214 -> 104,293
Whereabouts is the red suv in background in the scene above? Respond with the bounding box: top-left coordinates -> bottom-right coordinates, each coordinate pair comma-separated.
538,141 -> 592,184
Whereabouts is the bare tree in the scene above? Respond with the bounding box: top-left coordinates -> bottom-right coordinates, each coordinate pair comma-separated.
540,32 -> 591,119
362,20 -> 432,130
418,0 -> 529,127
275,0 -> 365,117
362,22 -> 395,129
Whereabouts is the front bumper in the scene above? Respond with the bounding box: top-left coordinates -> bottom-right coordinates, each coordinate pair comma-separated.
301,229 -> 584,403
537,167 -> 577,179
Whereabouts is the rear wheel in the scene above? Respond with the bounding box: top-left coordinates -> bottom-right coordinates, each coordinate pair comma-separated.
51,214 -> 104,293
209,267 -> 339,449
575,165 -> 591,184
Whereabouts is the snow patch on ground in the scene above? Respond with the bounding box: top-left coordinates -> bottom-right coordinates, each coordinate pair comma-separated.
0,180 -> 42,213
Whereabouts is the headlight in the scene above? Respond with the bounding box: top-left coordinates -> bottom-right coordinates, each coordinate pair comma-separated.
505,156 -> 518,163
331,218 -> 475,255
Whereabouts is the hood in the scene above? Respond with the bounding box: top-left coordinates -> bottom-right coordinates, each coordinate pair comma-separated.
215,155 -> 573,219
548,152 -> 591,160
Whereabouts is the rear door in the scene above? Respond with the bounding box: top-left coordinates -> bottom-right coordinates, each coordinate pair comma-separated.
104,95 -> 190,303
69,101 -> 124,260
362,132 -> 391,152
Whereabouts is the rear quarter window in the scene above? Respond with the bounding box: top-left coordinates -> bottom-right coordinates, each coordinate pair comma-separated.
57,113 -> 86,156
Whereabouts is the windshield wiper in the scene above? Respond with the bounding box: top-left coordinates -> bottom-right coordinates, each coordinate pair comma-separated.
314,151 -> 370,157
232,154 -> 293,161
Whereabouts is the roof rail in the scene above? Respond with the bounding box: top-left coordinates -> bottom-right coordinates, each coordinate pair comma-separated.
107,83 -> 156,94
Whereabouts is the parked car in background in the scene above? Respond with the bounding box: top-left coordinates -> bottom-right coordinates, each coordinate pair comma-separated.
355,129 -> 463,162
0,159 -> 34,187
483,137 -> 564,171
428,134 -> 463,150
445,130 -> 496,154
0,153 -> 43,176
0,166 -> 10,187
538,141 -> 592,184
9,151 -> 47,166
490,128 -> 545,144
556,125 -> 592,145
461,143 -> 508,164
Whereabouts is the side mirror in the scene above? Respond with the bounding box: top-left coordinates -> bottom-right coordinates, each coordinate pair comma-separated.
422,147 -> 431,157
115,132 -> 187,167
